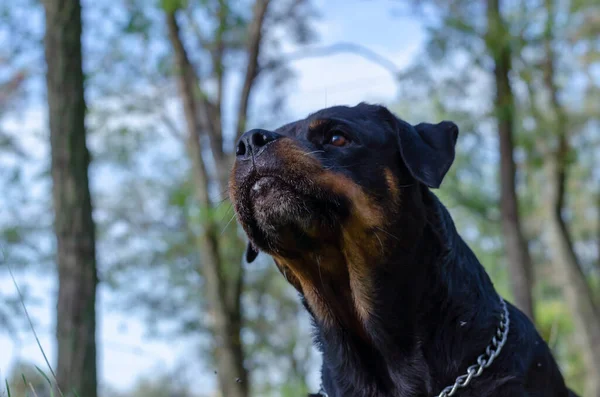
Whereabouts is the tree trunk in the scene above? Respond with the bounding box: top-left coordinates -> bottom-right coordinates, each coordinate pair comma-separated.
42,1 -> 98,396
541,3 -> 600,394
597,191 -> 600,274
545,174 -> 600,397
486,0 -> 535,321
165,11 -> 249,397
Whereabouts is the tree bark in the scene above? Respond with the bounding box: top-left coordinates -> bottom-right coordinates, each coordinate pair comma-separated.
166,11 -> 248,397
545,167 -> 600,397
42,0 -> 98,396
486,0 -> 535,321
541,2 -> 600,394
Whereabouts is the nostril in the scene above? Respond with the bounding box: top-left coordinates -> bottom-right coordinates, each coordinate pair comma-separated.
252,132 -> 268,147
236,140 -> 246,156
239,129 -> 278,155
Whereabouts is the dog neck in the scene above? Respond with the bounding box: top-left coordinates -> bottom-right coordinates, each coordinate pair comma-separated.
308,189 -> 503,396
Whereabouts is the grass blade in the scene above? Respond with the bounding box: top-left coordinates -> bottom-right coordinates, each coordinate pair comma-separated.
34,366 -> 51,386
3,254 -> 63,397
34,366 -> 57,397
27,382 -> 39,397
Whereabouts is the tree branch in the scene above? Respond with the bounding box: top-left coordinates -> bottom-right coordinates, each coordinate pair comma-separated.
166,10 -> 211,204
597,192 -> 600,272
234,0 -> 271,139
168,9 -> 224,189
214,0 -> 227,110
166,9 -> 249,396
0,70 -> 26,110
280,42 -> 401,79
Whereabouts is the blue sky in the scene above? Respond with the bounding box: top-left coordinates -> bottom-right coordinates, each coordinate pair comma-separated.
0,0 -> 426,394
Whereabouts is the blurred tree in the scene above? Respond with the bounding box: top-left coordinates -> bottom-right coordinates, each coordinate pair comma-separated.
42,0 -> 98,396
160,1 -> 316,395
485,0 -> 535,321
163,2 -> 261,394
518,0 -> 600,394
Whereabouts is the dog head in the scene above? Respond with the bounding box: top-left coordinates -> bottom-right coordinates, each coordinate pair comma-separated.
229,103 -> 458,326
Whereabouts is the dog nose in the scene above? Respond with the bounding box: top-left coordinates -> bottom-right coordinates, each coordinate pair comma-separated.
236,129 -> 281,159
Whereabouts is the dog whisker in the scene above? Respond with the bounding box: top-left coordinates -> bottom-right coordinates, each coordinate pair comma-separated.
215,196 -> 231,210
283,266 -> 289,283
303,150 -> 326,156
374,231 -> 384,255
219,203 -> 234,224
375,226 -> 400,242
215,186 -> 232,202
220,212 -> 237,236
323,161 -> 370,170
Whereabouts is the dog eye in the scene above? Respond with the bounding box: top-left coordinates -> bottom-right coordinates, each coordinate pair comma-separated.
327,134 -> 348,147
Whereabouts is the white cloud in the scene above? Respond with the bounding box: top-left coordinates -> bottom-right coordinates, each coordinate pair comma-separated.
285,48 -> 420,117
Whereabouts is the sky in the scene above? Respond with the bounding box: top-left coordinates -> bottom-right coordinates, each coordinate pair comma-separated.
0,0 -> 426,395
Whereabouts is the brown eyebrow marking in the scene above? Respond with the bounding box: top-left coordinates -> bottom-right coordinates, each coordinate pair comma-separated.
309,119 -> 327,130
384,168 -> 400,206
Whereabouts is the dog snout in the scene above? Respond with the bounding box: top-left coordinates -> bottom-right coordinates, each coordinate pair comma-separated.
236,129 -> 282,160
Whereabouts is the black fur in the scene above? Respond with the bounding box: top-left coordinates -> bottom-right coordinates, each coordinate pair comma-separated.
229,103 -> 578,397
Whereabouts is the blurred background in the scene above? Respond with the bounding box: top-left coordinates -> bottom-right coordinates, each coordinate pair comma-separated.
0,0 -> 598,396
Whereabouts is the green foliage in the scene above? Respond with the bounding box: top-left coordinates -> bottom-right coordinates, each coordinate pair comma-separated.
160,0 -> 188,14
535,299 -> 585,395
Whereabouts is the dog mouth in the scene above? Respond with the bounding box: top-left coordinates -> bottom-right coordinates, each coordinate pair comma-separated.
233,170 -> 346,254
249,176 -> 286,201
245,174 -> 308,221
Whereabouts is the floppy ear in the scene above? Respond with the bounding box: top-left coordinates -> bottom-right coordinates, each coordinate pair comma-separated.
245,242 -> 259,263
394,117 -> 459,189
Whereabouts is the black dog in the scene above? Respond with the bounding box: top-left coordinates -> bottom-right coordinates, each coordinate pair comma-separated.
229,103 -> 577,396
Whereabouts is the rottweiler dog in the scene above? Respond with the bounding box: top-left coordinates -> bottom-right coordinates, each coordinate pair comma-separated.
229,103 -> 578,397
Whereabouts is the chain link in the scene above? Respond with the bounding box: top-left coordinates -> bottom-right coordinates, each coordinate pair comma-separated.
436,297 -> 510,397
315,297 -> 509,397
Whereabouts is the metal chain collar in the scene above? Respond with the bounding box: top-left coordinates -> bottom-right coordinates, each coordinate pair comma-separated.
435,297 -> 510,397
316,297 -> 510,397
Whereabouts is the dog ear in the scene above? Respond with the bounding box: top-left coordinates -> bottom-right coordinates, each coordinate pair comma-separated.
394,117 -> 459,189
245,242 -> 259,263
